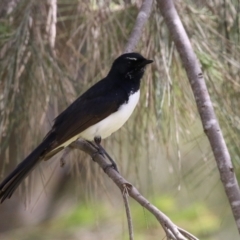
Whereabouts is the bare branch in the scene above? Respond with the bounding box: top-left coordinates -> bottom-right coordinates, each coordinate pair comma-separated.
157,0 -> 240,234
46,0 -> 57,48
70,140 -> 198,240
123,185 -> 134,240
124,0 -> 153,53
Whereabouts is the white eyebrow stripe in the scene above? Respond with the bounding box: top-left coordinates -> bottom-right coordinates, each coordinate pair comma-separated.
126,57 -> 137,61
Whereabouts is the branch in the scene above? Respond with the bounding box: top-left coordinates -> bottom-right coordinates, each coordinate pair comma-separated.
123,186 -> 133,240
124,0 -> 153,53
70,140 -> 198,240
157,0 -> 240,234
46,0 -> 57,48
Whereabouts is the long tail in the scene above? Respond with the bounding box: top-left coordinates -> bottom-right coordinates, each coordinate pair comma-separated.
0,134 -> 55,203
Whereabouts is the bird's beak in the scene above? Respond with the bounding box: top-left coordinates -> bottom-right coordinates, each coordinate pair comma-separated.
144,59 -> 154,65
139,59 -> 153,67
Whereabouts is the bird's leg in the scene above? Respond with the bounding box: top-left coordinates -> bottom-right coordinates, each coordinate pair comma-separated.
93,136 -> 119,172
86,140 -> 99,151
86,140 -> 107,160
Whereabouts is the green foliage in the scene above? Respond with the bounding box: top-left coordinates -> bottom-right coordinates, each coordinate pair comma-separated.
129,195 -> 220,239
0,21 -> 12,40
57,202 -> 105,228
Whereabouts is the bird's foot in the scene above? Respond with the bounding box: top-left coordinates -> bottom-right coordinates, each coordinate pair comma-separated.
90,147 -> 119,172
91,147 -> 105,160
94,136 -> 101,145
88,137 -> 119,173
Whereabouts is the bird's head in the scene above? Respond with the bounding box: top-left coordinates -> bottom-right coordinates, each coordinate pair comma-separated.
109,52 -> 153,80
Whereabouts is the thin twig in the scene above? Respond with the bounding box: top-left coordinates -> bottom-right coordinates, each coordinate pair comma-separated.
70,140 -> 198,240
60,147 -> 71,167
157,0 -> 240,234
178,227 -> 199,240
123,184 -> 134,240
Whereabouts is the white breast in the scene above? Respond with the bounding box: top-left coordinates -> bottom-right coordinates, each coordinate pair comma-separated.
55,90 -> 140,150
80,90 -> 140,141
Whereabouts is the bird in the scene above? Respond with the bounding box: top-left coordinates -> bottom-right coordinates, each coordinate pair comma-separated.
0,52 -> 153,203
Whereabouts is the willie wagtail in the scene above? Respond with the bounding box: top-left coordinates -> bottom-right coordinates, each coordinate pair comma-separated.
0,52 -> 153,203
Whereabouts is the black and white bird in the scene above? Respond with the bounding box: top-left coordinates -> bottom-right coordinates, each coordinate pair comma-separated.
0,52 -> 153,203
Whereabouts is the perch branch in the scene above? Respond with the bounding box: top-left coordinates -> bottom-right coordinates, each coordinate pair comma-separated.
157,0 -> 240,233
70,140 -> 198,240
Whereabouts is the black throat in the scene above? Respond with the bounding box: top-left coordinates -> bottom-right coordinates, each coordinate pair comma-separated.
107,68 -> 144,97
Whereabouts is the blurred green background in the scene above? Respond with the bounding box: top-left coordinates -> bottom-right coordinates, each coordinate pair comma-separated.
0,0 -> 240,239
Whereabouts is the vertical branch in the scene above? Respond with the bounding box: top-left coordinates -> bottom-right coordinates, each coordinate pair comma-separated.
124,0 -> 153,53
46,0 -> 57,48
122,1 -> 154,238
123,186 -> 133,240
157,0 -> 240,234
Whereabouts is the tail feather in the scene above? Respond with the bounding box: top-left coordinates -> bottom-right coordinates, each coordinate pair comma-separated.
0,134 -> 54,203
1,162 -> 35,202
